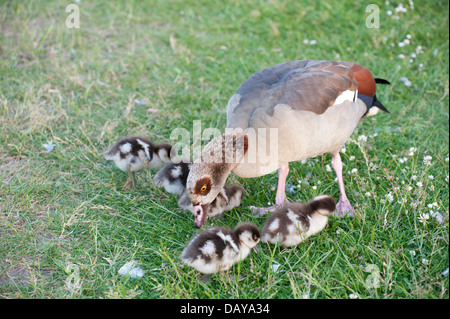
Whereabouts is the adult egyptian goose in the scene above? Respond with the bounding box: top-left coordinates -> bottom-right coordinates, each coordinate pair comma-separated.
178,185 -> 244,227
104,136 -> 172,189
261,195 -> 336,247
154,161 -> 191,195
185,60 -> 389,224
180,223 -> 260,274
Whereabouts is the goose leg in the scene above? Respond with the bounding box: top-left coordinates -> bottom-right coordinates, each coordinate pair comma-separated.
127,167 -> 137,189
251,163 -> 290,217
331,153 -> 355,217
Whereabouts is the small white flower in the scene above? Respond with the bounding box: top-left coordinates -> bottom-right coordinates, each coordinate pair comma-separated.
349,155 -> 355,161
398,54 -> 405,59
301,294 -> 309,299
422,258 -> 429,265
303,39 -> 309,45
341,147 -> 346,153
398,42 -> 406,48
358,135 -> 367,142
415,45 -> 423,54
428,175 -> 434,180
309,40 -> 317,45
431,211 -> 444,224
445,175 -> 449,183
271,263 -> 281,273
416,181 -> 423,188
43,141 -> 55,153
134,99 -> 146,106
410,250 -> 416,256
386,10 -> 392,16
349,293 -> 359,299
399,77 -> 412,87
395,3 -> 407,13
406,34 -> 412,39
386,192 -> 394,203
312,185 -> 317,190
418,212 -> 429,224
442,268 -> 449,278
412,175 -> 417,181
326,164 -> 332,172
423,155 -> 432,166
350,168 -> 358,175
365,192 -> 371,197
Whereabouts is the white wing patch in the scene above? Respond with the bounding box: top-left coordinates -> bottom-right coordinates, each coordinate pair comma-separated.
120,142 -> 132,154
333,89 -> 357,106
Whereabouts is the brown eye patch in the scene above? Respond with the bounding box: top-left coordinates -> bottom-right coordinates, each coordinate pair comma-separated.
194,177 -> 211,196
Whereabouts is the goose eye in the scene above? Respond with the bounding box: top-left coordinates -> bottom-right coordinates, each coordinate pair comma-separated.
200,185 -> 207,192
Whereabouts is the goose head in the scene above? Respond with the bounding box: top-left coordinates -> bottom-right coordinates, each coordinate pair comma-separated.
186,131 -> 248,227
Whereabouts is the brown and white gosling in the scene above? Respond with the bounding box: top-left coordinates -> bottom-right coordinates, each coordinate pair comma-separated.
154,161 -> 191,196
180,223 -> 260,274
178,185 -> 244,227
261,195 -> 336,247
104,136 -> 172,189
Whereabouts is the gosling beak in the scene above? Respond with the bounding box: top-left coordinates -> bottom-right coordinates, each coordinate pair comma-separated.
193,203 -> 209,228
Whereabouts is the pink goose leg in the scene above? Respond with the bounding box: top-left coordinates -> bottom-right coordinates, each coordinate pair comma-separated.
331,153 -> 355,217
251,163 -> 290,217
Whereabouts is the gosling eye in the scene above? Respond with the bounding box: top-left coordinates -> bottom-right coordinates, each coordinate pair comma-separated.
200,185 -> 207,192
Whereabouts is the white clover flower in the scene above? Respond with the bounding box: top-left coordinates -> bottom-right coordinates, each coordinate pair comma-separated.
422,259 -> 429,265
399,77 -> 412,87
326,164 -> 332,172
349,155 -> 355,161
386,10 -> 392,16
431,211 -> 444,224
410,250 -> 416,256
309,40 -> 317,45
43,141 -> 55,153
350,168 -> 358,174
428,175 -> 434,180
418,212 -> 430,224
365,192 -> 371,197
423,155 -> 432,166
358,135 -> 367,142
349,293 -> 359,299
386,192 -> 394,203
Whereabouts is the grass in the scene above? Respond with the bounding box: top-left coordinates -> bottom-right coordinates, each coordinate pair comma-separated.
0,0 -> 448,299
